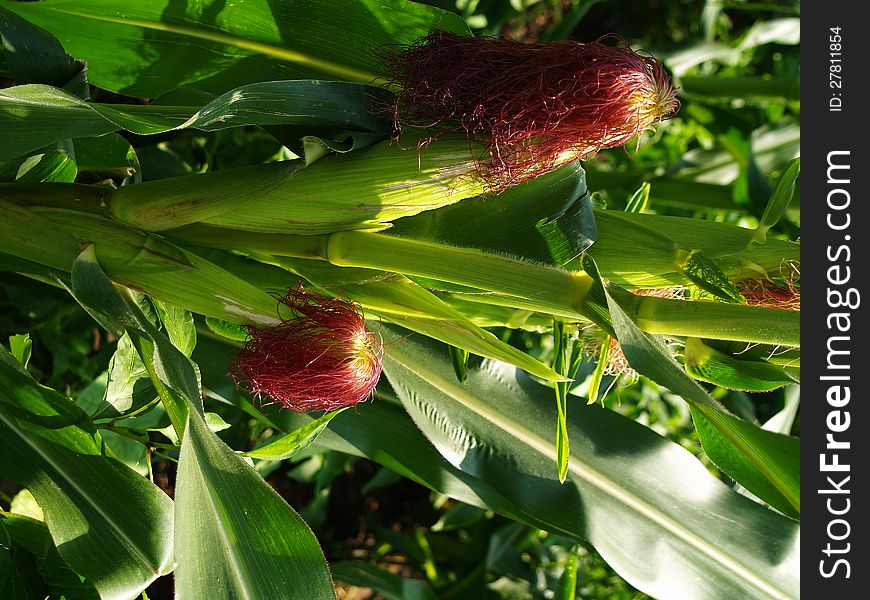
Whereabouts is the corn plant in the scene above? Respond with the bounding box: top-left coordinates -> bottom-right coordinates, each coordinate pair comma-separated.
0,1 -> 799,599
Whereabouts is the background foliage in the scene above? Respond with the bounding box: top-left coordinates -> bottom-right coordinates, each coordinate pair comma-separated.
1,1 -> 799,598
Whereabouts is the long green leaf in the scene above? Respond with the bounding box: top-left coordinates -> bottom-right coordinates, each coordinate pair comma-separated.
684,337 -> 796,392
0,81 -> 393,161
379,325 -> 799,600
1,0 -> 468,96
174,408 -> 335,599
0,198 -> 82,271
61,249 -> 337,597
201,334 -> 799,600
12,206 -> 281,326
596,265 -> 800,518
67,244 -> 202,437
0,346 -> 174,600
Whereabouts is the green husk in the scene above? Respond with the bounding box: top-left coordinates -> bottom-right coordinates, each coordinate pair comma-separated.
110,132 -> 487,235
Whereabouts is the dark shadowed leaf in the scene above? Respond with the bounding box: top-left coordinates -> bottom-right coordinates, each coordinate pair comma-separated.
0,346 -> 174,599
0,81 -> 393,161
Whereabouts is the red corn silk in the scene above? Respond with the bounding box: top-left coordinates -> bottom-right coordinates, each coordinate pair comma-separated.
385,31 -> 680,189
738,278 -> 800,311
230,286 -> 384,412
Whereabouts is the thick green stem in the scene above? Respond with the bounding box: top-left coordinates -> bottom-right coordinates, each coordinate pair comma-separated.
164,224 -> 800,346
167,223 -> 329,259
0,182 -> 111,215
167,225 -> 597,320
0,199 -> 84,270
0,202 -> 799,347
326,231 -> 596,317
612,288 -> 799,347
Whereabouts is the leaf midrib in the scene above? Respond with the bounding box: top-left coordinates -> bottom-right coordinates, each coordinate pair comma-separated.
0,408 -> 160,574
42,7 -> 381,84
185,417 -> 255,600
385,349 -> 795,600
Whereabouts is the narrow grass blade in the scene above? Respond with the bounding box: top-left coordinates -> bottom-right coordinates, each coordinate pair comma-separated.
586,336 -> 612,405
625,181 -> 650,213
556,549 -> 579,600
553,320 -> 570,483
753,157 -> 800,243
448,345 -> 470,384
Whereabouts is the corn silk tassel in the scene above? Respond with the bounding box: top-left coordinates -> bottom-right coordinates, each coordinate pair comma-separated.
230,286 -> 384,412
384,31 -> 680,188
737,278 -> 800,311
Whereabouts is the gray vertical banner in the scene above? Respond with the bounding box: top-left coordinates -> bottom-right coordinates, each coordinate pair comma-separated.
803,2 -> 866,595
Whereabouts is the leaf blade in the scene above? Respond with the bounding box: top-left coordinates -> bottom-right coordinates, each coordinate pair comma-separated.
175,409 -> 335,600
2,0 -> 468,97
0,346 -> 174,600
379,325 -> 799,600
